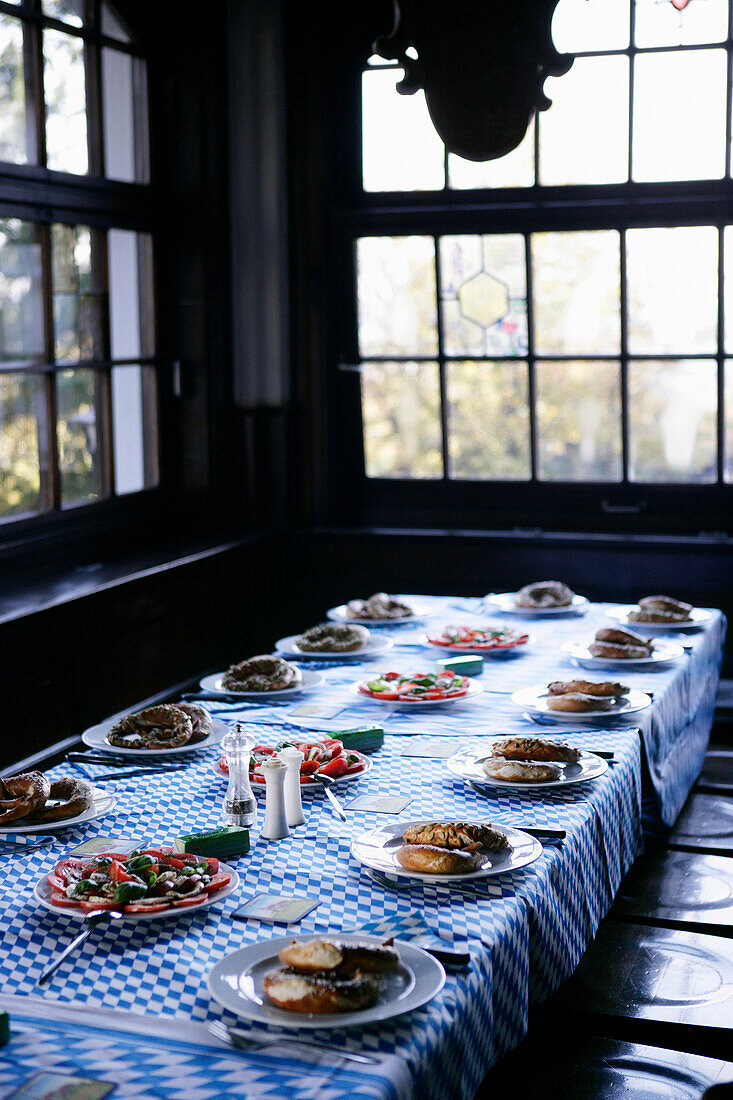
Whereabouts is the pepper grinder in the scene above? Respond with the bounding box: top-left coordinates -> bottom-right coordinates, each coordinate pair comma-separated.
260,758 -> 290,839
279,745 -> 305,827
221,723 -> 257,827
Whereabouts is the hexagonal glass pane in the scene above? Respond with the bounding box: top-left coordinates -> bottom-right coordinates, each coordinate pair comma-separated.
633,50 -> 726,181
446,360 -> 531,480
362,68 -> 444,192
540,56 -> 629,185
536,361 -> 622,481
361,361 -> 443,478
357,236 -> 437,357
439,235 -> 527,357
532,231 -> 621,355
629,360 -> 717,483
626,226 -> 718,355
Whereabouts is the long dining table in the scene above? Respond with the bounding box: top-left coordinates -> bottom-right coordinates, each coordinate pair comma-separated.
0,595 -> 726,1100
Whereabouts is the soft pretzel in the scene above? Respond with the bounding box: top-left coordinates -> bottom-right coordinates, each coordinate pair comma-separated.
107,704 -> 193,749
402,821 -> 509,853
297,623 -> 370,652
29,777 -> 93,822
174,702 -> 213,743
346,593 -> 413,620
222,655 -> 300,692
0,772 -> 50,825
515,581 -> 574,608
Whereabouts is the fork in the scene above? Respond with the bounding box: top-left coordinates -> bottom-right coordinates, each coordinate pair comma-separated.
208,1020 -> 379,1064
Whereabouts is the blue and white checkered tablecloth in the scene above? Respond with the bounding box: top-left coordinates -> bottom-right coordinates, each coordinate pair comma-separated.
0,596 -> 723,1099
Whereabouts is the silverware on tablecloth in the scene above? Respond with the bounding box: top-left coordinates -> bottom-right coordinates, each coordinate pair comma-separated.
67,752 -> 186,768
37,908 -> 124,986
311,773 -> 347,821
0,835 -> 56,851
208,1020 -> 379,1064
92,765 -> 189,781
180,692 -> 291,707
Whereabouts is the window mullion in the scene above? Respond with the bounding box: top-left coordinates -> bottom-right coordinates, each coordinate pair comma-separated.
39,222 -> 59,509
620,230 -> 629,483
525,233 -> 537,481
718,225 -> 725,483
433,234 -> 450,480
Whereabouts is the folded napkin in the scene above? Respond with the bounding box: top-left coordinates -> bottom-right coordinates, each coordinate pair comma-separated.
0,833 -> 56,846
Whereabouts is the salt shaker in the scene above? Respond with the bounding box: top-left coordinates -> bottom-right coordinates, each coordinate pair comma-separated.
221,723 -> 257,827
260,758 -> 290,839
279,745 -> 305,827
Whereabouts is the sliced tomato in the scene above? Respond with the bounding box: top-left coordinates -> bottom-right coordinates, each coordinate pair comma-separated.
47,873 -> 69,892
203,872 -> 231,894
50,894 -> 82,909
108,861 -> 142,884
218,755 -> 229,773
171,893 -> 208,907
204,857 -> 219,874
318,756 -> 349,779
359,685 -> 398,700
52,858 -> 86,883
79,899 -> 120,911
345,759 -> 366,774
125,902 -> 170,913
140,847 -> 172,858
158,856 -> 186,869
300,759 -> 320,775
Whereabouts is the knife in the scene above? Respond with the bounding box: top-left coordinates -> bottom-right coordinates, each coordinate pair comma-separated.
93,765 -> 189,780
38,908 -> 124,986
311,774 -> 347,821
67,753 -> 185,768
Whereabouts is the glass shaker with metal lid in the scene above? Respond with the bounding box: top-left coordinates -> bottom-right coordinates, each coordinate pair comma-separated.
221,722 -> 257,827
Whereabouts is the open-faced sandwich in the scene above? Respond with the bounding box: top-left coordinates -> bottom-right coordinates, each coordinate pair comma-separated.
263,937 -> 399,1014
395,820 -> 509,874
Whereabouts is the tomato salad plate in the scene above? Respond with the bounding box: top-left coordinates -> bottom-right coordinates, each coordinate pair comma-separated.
215,737 -> 371,792
36,845 -> 239,921
199,668 -> 324,700
424,624 -> 531,656
351,670 -> 484,707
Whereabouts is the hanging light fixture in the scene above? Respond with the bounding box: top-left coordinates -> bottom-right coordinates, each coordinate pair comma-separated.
372,0 -> 573,162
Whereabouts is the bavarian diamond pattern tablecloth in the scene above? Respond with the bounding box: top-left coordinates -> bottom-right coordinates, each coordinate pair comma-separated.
0,595 -> 724,1100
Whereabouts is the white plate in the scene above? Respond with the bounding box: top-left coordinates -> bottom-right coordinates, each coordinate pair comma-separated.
274,633 -> 394,659
422,631 -> 534,657
447,746 -> 608,789
207,933 -> 445,1029
213,751 -> 372,792
351,818 -> 542,883
511,684 -> 652,722
486,592 -> 589,617
1,786 -> 115,834
350,677 -> 484,707
606,605 -> 711,632
82,716 -> 229,757
200,668 -> 325,700
561,640 -> 685,670
35,860 -> 239,922
327,601 -> 431,626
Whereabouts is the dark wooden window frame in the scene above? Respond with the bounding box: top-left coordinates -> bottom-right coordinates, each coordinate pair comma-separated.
0,0 -> 162,547
320,10 -> 733,537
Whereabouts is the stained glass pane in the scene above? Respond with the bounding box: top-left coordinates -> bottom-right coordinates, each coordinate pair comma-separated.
361,361 -> 442,478
0,219 -> 44,362
532,231 -> 620,355
56,367 -> 101,504
633,50 -> 726,182
52,224 -> 106,361
439,235 -> 527,357
540,56 -> 629,185
0,372 -> 41,518
626,226 -> 717,354
44,28 -> 88,174
629,360 -> 717,483
552,0 -> 630,52
446,361 -> 531,480
362,68 -> 444,192
448,121 -> 534,190
357,236 -> 437,357
635,0 -> 728,47
0,14 -> 31,165
536,361 -> 622,481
